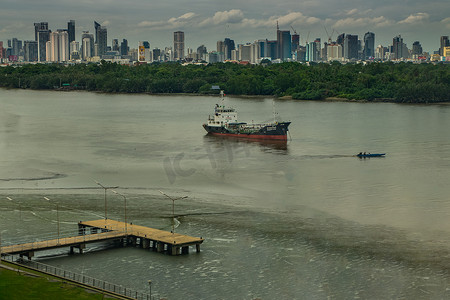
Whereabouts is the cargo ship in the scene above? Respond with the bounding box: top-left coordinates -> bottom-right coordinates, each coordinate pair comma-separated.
203,91 -> 291,141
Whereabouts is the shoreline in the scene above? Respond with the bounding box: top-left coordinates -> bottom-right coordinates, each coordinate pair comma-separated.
2,87 -> 450,104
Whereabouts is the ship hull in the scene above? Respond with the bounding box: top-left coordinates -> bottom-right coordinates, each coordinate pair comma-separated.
203,122 -> 291,141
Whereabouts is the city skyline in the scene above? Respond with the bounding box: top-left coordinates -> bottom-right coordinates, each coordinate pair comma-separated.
1,1 -> 449,54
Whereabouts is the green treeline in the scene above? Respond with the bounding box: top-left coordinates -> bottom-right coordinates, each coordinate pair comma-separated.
1,61 -> 449,103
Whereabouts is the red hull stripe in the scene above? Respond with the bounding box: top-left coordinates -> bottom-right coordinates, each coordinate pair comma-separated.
208,132 -> 287,140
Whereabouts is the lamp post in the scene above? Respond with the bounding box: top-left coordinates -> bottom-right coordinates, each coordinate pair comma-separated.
111,190 -> 127,234
148,280 -> 152,300
6,197 -> 21,220
158,190 -> 187,234
44,197 -> 59,243
94,180 -> 118,220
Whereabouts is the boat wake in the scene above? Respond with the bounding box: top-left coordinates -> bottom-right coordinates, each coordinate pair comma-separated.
0,173 -> 67,181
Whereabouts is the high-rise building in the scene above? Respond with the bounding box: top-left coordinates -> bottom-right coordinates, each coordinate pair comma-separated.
412,41 -> 423,56
120,39 -> 128,56
47,30 -> 69,62
363,32 -> 375,59
0,41 -> 4,60
34,22 -> 48,41
444,46 -> 450,57
68,20 -> 75,43
306,42 -> 317,62
266,40 -> 277,60
292,33 -> 300,51
70,41 -> 79,60
327,43 -> 343,61
392,35 -> 404,59
49,32 -> 59,61
94,21 -> 107,56
440,36 -> 449,56
81,31 -> 94,60
375,45 -> 387,60
277,25 -> 291,61
112,39 -> 119,52
37,25 -> 50,62
174,31 -> 185,60
344,34 -> 358,60
217,40 -> 224,53
314,38 -> 321,60
24,41 -> 38,62
238,44 -> 251,61
197,45 -> 207,60
11,38 -> 22,56
152,48 -> 161,62
139,41 -> 151,62
224,38 -> 235,60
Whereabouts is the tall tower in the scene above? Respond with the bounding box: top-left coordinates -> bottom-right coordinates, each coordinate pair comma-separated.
94,21 -> 107,56
174,31 -> 185,60
363,32 -> 375,59
68,20 -> 75,43
393,35 -> 404,59
35,22 -> 50,62
81,31 -> 94,60
34,22 -> 48,41
291,33 -> 300,51
344,34 -> 358,60
276,23 -> 292,61
224,38 -> 235,60
120,39 -> 128,56
412,41 -> 423,56
440,36 -> 449,56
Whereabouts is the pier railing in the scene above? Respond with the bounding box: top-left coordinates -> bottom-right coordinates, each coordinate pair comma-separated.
0,229 -> 126,254
1,253 -> 156,300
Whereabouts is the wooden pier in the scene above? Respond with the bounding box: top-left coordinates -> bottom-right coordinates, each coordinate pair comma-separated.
0,219 -> 204,259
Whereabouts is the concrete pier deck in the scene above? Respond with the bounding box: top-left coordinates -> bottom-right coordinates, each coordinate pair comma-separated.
1,219 -> 204,258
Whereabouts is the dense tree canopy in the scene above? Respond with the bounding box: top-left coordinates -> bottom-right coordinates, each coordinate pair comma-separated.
1,61 -> 449,103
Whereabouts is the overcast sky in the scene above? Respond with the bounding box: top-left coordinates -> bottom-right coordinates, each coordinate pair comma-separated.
1,0 -> 449,53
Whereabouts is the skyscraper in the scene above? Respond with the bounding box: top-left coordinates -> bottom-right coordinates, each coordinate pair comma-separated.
94,21 -> 107,56
363,32 -> 375,59
392,35 -> 404,59
34,22 -> 48,41
217,40 -> 224,53
174,31 -> 185,60
440,36 -> 449,56
47,30 -> 69,62
24,41 -> 38,62
197,45 -> 207,60
38,31 -> 50,62
81,31 -> 94,60
277,25 -> 291,61
306,42 -> 317,62
344,34 -> 358,60
412,41 -> 423,56
224,38 -> 235,60
139,41 -> 151,62
112,39 -> 119,52
120,39 -> 128,56
68,20 -> 75,43
291,33 -> 300,51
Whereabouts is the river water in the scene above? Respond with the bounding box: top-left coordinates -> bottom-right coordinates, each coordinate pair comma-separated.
1,88 -> 450,299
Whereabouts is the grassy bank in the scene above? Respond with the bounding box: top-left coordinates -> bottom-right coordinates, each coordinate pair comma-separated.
0,265 -> 104,300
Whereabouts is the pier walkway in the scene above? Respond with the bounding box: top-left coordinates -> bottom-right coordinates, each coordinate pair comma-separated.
0,219 -> 204,259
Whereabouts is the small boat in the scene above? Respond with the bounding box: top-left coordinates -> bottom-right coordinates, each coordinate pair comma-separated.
356,153 -> 385,158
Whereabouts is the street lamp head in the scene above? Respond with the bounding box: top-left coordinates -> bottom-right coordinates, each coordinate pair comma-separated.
148,280 -> 152,284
